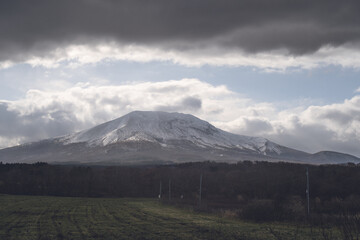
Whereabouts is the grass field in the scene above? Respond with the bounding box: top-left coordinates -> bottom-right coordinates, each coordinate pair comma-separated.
0,194 -> 335,240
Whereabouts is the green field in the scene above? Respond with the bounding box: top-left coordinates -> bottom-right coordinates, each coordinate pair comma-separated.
0,194 -> 334,240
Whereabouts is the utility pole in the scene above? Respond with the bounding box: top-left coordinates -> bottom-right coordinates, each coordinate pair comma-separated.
169,179 -> 171,201
306,167 -> 310,217
199,174 -> 203,206
159,181 -> 162,199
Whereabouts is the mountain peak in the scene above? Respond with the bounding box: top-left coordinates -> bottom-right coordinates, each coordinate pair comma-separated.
61,111 -> 279,155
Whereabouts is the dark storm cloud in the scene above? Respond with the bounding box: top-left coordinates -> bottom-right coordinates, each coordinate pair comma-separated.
1,0 -> 360,62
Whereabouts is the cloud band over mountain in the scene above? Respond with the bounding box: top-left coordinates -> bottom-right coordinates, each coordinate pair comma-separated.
1,79 -> 360,157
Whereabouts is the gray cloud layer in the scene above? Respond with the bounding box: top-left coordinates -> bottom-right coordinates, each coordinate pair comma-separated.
1,0 -> 360,63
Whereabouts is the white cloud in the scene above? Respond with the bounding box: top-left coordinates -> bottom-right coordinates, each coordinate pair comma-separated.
219,95 -> 360,155
1,78 -> 360,157
0,79 -> 239,146
2,42 -> 360,71
0,61 -> 14,69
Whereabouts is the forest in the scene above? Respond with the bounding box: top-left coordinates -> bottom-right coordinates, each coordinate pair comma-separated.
1,161 -> 360,224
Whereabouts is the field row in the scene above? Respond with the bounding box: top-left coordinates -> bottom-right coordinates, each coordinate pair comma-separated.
0,195 -> 330,240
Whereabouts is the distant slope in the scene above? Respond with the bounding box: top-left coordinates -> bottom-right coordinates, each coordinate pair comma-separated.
0,111 -> 359,165
310,151 -> 360,164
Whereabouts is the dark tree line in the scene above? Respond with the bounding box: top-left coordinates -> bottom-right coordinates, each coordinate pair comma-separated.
1,161 -> 360,222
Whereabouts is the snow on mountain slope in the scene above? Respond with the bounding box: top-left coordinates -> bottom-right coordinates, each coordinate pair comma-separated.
1,111 -> 358,165
61,111 -> 281,155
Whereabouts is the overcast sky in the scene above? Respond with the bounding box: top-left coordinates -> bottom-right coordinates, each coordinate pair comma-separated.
1,0 -> 360,157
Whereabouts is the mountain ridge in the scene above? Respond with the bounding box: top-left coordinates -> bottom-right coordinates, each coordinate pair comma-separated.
60,111 -> 282,155
0,111 -> 358,165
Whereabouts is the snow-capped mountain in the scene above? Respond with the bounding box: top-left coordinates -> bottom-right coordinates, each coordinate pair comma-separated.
0,111 -> 359,165
61,111 -> 281,155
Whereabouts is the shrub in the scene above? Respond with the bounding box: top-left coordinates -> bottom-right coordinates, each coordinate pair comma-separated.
241,199 -> 275,222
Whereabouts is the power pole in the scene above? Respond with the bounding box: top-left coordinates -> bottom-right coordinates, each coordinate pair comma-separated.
159,181 -> 162,199
199,174 -> 203,206
306,167 -> 310,217
169,179 -> 171,201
